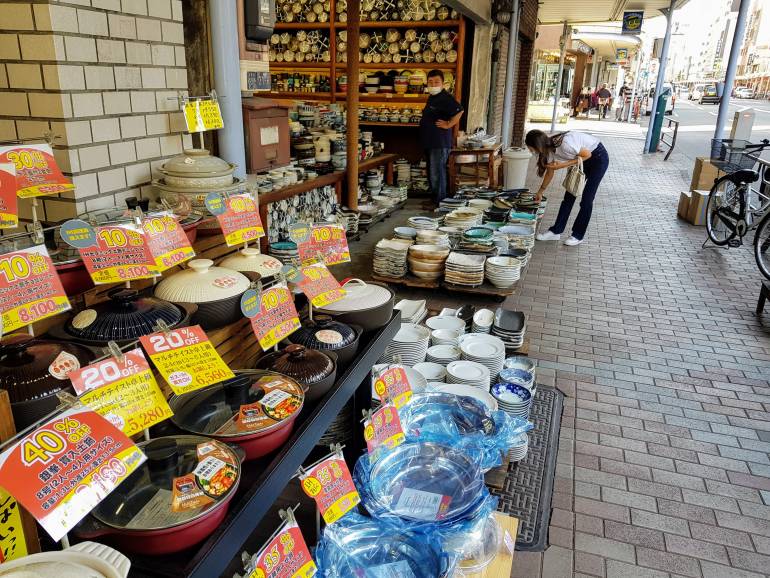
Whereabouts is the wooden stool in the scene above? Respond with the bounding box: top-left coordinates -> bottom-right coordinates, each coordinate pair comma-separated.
757,280 -> 770,316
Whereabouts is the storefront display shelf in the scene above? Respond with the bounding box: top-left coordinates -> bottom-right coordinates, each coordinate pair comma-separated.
336,93 -> 428,103
267,91 -> 334,100
335,19 -> 462,28
274,21 -> 333,30
360,120 -> 419,127
124,311 -> 401,578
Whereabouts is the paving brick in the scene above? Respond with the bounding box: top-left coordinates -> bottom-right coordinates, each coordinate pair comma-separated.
542,545 -> 573,577
689,522 -> 754,550
575,533 -> 635,563
700,561 -> 765,578
606,560 -> 668,578
657,498 -> 717,524
704,479 -> 762,503
651,468 -> 707,491
510,551 -> 542,578
636,547 -> 701,578
682,489 -> 740,514
717,511 -> 770,537
575,551 -> 604,577
727,548 -> 770,574
575,466 -> 627,490
604,521 -> 665,550
631,509 -> 691,537
575,497 -> 631,524
628,478 -> 683,501
726,471 -> 770,492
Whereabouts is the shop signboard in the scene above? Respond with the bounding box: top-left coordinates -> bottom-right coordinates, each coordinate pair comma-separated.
616,48 -> 629,64
0,164 -> 19,229
142,213 -> 195,272
622,11 -> 643,35
299,455 -> 360,525
184,98 -> 224,133
205,193 -> 265,247
295,263 -> 345,308
0,144 -> 74,198
296,224 -> 350,267
243,283 -> 301,350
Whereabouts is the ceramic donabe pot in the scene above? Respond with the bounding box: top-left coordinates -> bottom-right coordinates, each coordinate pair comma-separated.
287,315 -> 361,368
158,149 -> 236,189
314,279 -> 394,332
218,248 -> 283,280
154,259 -> 255,331
256,345 -> 337,402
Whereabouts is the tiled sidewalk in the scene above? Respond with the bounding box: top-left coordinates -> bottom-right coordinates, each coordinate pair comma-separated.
510,137 -> 770,578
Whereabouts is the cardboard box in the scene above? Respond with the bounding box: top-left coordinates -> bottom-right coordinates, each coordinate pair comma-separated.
687,189 -> 710,226
690,157 -> 720,191
678,191 -> 692,219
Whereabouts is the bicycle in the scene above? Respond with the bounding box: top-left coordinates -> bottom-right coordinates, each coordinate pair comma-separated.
597,97 -> 610,120
705,138 -> 770,279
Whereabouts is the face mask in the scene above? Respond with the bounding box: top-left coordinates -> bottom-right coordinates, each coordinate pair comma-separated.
426,86 -> 442,95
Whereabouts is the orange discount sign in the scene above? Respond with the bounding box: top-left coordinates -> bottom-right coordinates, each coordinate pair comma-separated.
295,262 -> 345,308
142,213 -> 195,272
0,164 -> 19,229
75,223 -> 159,284
297,224 -> 350,267
0,407 -> 145,541
248,522 -> 317,578
0,144 -> 74,198
373,366 -> 412,408
247,284 -> 301,350
300,455 -> 359,525
364,404 -> 405,463
206,193 -> 265,247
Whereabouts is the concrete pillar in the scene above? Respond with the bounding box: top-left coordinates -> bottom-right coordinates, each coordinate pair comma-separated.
550,21 -> 568,132
501,1 -> 520,146
715,0 -> 751,140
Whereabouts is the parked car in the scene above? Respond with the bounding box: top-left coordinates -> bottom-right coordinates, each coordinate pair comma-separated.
735,86 -> 755,99
689,85 -> 705,100
678,86 -> 690,99
699,84 -> 720,104
644,83 -> 675,115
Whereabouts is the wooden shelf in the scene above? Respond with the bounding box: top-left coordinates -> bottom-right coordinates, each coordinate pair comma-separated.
359,120 -> 419,127
266,91 -> 333,100
267,62 -> 331,69
340,62 -> 456,69
337,92 -> 428,102
334,19 -> 462,28
273,22 -> 332,29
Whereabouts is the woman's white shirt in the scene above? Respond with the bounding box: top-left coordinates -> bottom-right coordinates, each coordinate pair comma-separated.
549,132 -> 600,163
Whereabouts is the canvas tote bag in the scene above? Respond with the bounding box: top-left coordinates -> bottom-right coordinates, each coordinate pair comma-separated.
562,157 -> 586,198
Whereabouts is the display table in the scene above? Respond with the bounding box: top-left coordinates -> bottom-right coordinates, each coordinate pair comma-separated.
448,143 -> 503,192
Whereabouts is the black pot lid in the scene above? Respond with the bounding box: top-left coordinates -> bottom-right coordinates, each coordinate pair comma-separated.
169,370 -> 305,438
290,315 -> 357,351
64,288 -> 184,343
91,436 -> 240,531
255,345 -> 334,385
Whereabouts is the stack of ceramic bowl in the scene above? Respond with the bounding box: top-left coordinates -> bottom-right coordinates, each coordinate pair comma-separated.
503,356 -> 536,386
472,309 -> 494,333
408,244 -> 450,281
394,299 -> 427,324
425,315 -> 466,334
485,256 -> 522,289
412,362 -> 447,383
439,198 -> 466,213
508,434 -> 529,462
444,208 -> 483,229
499,224 -> 535,251
408,216 -> 439,231
445,360 -> 491,389
445,252 -> 486,287
269,241 -> 299,266
458,334 -> 505,383
379,323 -> 431,365
439,226 -> 464,247
491,309 -> 526,349
373,238 -> 411,278
491,381 -> 532,419
430,328 -> 462,346
430,382 -> 498,412
500,247 -> 530,268
468,199 -> 492,211
336,209 -> 360,234
372,195 -> 399,211
426,344 -> 461,365
394,226 -> 417,241
416,230 -> 450,248
461,227 -> 495,251
499,367 -> 535,393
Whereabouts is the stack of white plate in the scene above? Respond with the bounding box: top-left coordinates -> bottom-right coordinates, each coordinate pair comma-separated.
426,344 -> 461,365
394,299 -> 427,324
373,238 -> 411,278
485,256 -> 522,289
472,309 -> 494,333
379,323 -> 431,365
491,381 -> 532,419
394,226 -> 417,241
412,362 -> 447,382
425,315 -> 466,333
428,382 -> 498,411
430,328 -> 462,346
408,216 -> 440,231
509,434 -> 529,462
445,252 -> 486,287
446,360 -> 491,388
458,334 -> 505,383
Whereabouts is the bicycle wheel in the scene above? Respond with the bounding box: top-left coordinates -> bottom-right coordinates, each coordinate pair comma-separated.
754,211 -> 770,280
706,175 -> 746,246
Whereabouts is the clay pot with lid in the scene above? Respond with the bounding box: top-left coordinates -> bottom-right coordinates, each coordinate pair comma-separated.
256,344 -> 337,402
218,248 -> 283,280
158,149 -> 236,189
0,335 -> 95,430
287,315 -> 362,369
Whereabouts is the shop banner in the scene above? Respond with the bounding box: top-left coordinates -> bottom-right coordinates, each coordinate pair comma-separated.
622,10 -> 643,34
0,144 -> 75,198
61,220 -> 159,284
364,404 -> 405,463
296,224 -> 350,267
205,193 -> 265,247
248,522 -> 317,578
245,283 -> 301,350
0,164 -> 19,229
142,213 -> 195,272
616,48 -> 629,64
184,99 -> 224,133
69,348 -> 174,437
0,407 -> 146,542
295,263 -> 345,308
140,325 -> 234,396
0,245 -> 71,334
373,366 -> 412,409
300,456 -> 360,525
0,489 -> 28,562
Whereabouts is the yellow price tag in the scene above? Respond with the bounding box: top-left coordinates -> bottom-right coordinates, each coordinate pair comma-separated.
0,488 -> 28,562
184,99 -> 224,133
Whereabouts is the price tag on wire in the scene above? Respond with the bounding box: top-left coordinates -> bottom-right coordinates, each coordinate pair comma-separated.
299,452 -> 360,525
0,407 -> 146,541
0,163 -> 19,229
246,512 -> 317,578
244,282 -> 301,350
60,220 -> 159,285
296,224 -> 350,267
139,325 -> 234,396
0,143 -> 75,198
295,262 -> 345,308
142,212 -> 195,272
364,404 -> 405,463
69,347 -> 174,436
373,365 -> 413,408
184,98 -> 224,133
0,245 -> 71,334
205,193 -> 264,247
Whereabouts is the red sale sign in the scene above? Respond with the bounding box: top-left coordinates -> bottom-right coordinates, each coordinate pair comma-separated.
295,263 -> 345,308
297,224 -> 350,267
142,213 -> 195,272
0,163 -> 19,229
364,404 -> 405,463
0,144 -> 75,198
0,407 -> 145,541
210,194 -> 265,247
373,366 -> 412,408
78,224 -> 159,284
300,456 -> 360,525
0,245 -> 71,333
249,523 -> 317,578
248,284 -> 301,350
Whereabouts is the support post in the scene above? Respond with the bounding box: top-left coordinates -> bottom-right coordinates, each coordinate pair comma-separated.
550,21 -> 568,133
627,49 -> 643,122
209,0 -> 247,179
500,0 -> 520,147
590,56 -> 600,89
644,0 -> 675,154
714,0 -> 751,140
346,0 -> 360,210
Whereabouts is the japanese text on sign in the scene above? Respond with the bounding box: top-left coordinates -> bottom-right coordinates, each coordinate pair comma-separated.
373,366 -> 412,408
70,348 -> 174,436
0,144 -> 75,198
248,523 -> 317,578
296,263 -> 345,308
207,193 -> 265,247
184,99 -> 224,133
0,489 -> 27,562
140,325 -> 234,396
297,225 -> 350,267
143,213 -> 195,272
0,245 -> 71,334
364,404 -> 405,463
300,456 -> 359,525
0,164 -> 19,229
248,284 -> 301,350
0,408 -> 146,541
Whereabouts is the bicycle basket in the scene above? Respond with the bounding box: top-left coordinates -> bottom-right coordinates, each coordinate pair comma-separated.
710,139 -> 757,172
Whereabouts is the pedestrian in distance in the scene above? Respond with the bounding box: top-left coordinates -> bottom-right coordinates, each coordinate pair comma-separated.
525,129 -> 610,246
596,83 -> 613,119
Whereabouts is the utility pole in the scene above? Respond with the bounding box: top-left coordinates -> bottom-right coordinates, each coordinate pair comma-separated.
643,0 -> 676,154
714,0 -> 751,140
500,0 -> 521,147
550,21 -> 568,132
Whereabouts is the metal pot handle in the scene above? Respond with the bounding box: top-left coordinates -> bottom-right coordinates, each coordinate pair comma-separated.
342,278 -> 367,288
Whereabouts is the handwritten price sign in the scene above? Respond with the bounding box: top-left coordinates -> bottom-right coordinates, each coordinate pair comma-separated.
0,245 -> 71,334
0,407 -> 145,541
373,366 -> 413,408
248,523 -> 317,578
0,489 -> 27,562
205,193 -> 265,247
70,348 -> 173,436
143,213 -> 195,272
300,456 -> 359,525
364,404 -> 405,463
184,99 -> 224,133
0,163 -> 18,229
297,224 -> 350,267
296,263 -> 345,308
140,325 -> 234,396
0,144 -> 74,198
245,284 -> 301,350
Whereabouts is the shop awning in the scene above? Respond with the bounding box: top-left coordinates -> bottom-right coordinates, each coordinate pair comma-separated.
537,0 -> 690,25
571,31 -> 642,59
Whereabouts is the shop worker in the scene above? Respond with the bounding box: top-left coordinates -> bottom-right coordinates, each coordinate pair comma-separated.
420,69 -> 464,205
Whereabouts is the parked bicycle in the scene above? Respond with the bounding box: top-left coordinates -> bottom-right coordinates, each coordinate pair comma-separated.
705,138 -> 770,279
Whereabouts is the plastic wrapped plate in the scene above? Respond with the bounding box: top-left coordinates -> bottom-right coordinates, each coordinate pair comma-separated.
399,392 -> 497,439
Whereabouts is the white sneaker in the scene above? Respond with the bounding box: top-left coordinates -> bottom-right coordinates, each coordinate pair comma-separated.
564,236 -> 583,246
536,230 -> 560,241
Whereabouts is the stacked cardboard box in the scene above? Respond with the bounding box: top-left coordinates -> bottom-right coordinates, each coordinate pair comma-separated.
679,157 -> 721,226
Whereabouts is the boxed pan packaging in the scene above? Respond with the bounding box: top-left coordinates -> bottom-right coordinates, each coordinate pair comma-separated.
690,157 -> 720,191
687,190 -> 710,226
